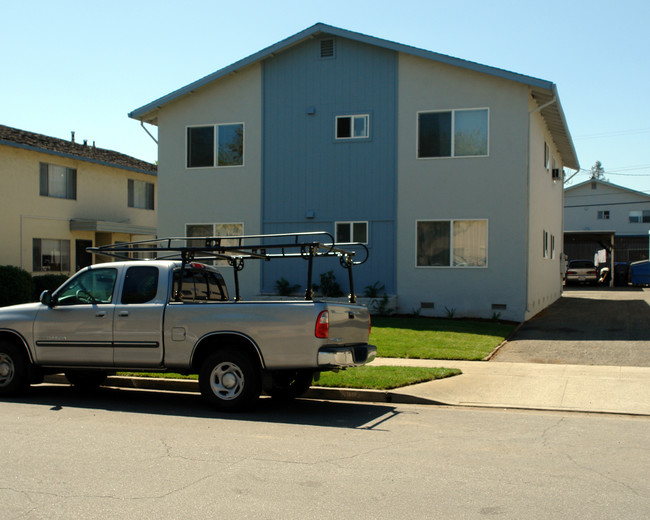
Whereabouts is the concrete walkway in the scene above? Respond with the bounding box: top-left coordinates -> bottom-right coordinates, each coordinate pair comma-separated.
45,356 -> 649,416
367,358 -> 650,416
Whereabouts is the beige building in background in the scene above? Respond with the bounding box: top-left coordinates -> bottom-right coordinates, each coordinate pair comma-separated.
0,124 -> 157,276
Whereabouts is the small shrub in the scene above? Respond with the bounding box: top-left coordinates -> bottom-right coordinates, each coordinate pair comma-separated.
316,271 -> 343,298
370,293 -> 394,316
33,274 -> 69,300
363,281 -> 385,298
274,277 -> 300,296
0,266 -> 35,307
445,306 -> 456,319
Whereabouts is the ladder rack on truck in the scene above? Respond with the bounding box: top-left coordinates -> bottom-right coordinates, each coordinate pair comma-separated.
87,231 -> 369,303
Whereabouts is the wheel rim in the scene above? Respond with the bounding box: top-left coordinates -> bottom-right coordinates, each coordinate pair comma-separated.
209,361 -> 245,401
0,353 -> 15,388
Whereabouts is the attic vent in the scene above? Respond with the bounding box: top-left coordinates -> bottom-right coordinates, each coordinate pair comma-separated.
320,39 -> 335,59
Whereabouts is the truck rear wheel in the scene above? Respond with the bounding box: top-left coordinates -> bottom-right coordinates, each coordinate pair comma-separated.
0,341 -> 29,397
199,349 -> 261,411
267,370 -> 313,400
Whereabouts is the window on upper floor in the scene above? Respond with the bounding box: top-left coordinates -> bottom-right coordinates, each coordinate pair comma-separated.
597,210 -> 610,220
335,115 -> 369,140
39,162 -> 76,199
335,221 -> 368,244
33,238 -> 71,272
629,210 -> 650,223
187,123 -> 244,168
418,108 -> 488,159
416,220 -> 487,267
128,179 -> 155,210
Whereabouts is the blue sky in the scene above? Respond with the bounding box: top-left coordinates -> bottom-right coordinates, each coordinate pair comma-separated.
3,0 -> 649,193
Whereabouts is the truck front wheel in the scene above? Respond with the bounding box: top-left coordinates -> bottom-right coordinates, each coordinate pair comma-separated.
0,341 -> 29,397
199,349 -> 261,411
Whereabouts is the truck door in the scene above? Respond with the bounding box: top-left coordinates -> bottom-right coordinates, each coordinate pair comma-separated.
113,265 -> 164,367
33,267 -> 118,366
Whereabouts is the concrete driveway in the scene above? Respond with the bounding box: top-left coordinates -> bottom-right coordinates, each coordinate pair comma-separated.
492,287 -> 650,367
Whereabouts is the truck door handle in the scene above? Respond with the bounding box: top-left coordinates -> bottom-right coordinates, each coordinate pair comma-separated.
118,311 -> 129,317
96,311 -> 107,318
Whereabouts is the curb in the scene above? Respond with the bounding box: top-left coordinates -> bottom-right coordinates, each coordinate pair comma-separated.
44,374 -> 445,406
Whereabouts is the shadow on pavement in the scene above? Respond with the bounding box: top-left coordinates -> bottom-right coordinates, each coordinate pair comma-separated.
8,384 -> 401,430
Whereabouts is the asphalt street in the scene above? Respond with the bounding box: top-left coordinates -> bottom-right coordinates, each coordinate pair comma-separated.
2,387 -> 648,520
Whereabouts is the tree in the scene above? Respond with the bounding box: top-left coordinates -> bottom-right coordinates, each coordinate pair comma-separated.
590,161 -> 607,181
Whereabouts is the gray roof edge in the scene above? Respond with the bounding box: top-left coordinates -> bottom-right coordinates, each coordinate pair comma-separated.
549,84 -> 580,170
0,139 -> 157,176
129,22 -> 557,122
565,178 -> 650,199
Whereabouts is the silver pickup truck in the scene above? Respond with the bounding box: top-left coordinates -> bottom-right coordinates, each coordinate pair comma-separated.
0,233 -> 376,411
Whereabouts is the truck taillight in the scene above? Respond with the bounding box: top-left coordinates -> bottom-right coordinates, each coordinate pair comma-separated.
315,311 -> 329,339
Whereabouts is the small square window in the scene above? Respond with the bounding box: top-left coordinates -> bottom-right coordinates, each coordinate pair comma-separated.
335,115 -> 369,139
128,179 -> 155,210
597,210 -> 610,220
187,124 -> 244,168
40,163 -> 76,199
335,221 -> 368,243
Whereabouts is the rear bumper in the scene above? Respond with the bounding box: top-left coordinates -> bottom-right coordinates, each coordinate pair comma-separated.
317,344 -> 377,368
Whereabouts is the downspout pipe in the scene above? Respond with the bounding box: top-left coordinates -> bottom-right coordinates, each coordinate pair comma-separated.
140,121 -> 158,144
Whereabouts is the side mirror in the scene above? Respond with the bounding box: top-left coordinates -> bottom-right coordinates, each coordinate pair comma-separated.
40,290 -> 55,308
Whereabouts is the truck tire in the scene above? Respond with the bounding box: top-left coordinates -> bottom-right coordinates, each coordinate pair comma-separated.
267,370 -> 313,400
0,340 -> 29,397
199,349 -> 261,411
65,371 -> 107,390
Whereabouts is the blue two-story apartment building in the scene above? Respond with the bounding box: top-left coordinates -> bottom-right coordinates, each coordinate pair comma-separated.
129,23 -> 578,321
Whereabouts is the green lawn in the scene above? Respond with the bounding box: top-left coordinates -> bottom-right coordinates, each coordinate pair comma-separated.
371,316 -> 516,361
119,365 -> 460,390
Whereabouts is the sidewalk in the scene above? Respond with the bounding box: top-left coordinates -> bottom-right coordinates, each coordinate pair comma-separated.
367,358 -> 650,416
47,357 -> 650,416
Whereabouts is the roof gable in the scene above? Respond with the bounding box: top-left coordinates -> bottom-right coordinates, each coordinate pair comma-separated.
565,178 -> 650,201
129,23 -> 578,169
0,124 -> 157,175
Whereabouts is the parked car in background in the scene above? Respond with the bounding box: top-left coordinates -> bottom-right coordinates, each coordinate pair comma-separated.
565,260 -> 598,285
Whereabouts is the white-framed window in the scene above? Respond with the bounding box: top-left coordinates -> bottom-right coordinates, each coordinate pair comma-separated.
335,114 -> 369,139
186,123 -> 244,168
128,179 -> 155,210
186,223 -> 243,265
629,210 -> 650,223
417,108 -> 488,158
335,221 -> 368,244
597,210 -> 610,220
39,162 -> 76,199
543,230 -> 549,259
416,220 -> 487,267
551,234 -> 556,259
33,238 -> 71,272
544,142 -> 550,170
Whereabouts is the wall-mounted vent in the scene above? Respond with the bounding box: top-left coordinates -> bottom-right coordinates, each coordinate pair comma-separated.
320,38 -> 335,59
420,302 -> 434,309
491,304 -> 507,310
552,168 -> 561,179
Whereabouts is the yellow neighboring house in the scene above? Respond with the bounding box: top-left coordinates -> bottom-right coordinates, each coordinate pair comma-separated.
0,124 -> 157,275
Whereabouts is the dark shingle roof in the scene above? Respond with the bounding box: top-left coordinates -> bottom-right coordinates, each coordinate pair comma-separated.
0,124 -> 157,175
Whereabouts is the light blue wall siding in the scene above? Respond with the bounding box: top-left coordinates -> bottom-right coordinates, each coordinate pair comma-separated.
261,36 -> 397,294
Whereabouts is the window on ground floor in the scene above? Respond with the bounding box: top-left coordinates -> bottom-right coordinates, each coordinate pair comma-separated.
629,210 -> 650,223
335,221 -> 368,244
186,223 -> 244,265
33,238 -> 71,272
416,220 -> 487,267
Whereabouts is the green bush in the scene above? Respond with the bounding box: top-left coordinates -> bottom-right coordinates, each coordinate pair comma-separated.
316,271 -> 343,298
33,274 -> 69,300
0,266 -> 35,307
